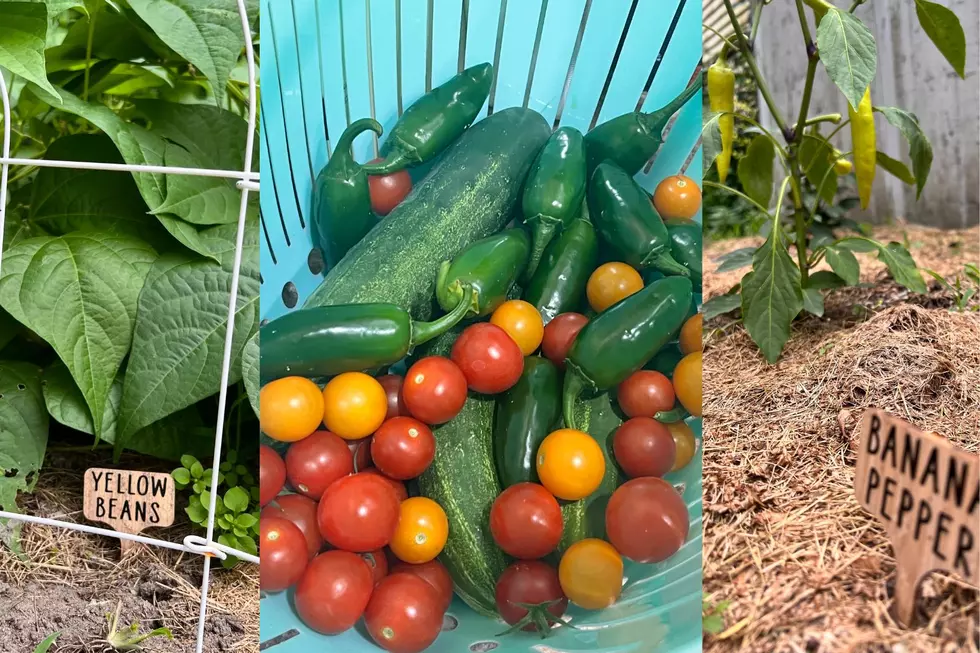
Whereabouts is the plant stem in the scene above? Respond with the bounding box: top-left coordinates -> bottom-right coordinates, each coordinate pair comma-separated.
702,24 -> 738,52
801,113 -> 842,127
749,0 -> 764,46
83,5 -> 100,102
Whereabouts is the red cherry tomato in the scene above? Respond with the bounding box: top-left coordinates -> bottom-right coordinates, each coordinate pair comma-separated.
360,548 -> 389,585
617,370 -> 676,418
295,550 -> 374,634
450,323 -> 524,394
495,561 -> 568,633
360,468 -> 409,502
489,483 -> 563,559
367,158 -> 413,216
364,573 -> 444,653
401,356 -> 468,424
541,313 -> 588,369
347,436 -> 374,472
613,417 -> 677,478
317,473 -> 401,552
261,494 -> 323,560
285,430 -> 354,499
390,560 -> 454,614
259,445 -> 286,507
371,417 -> 436,480
260,516 -> 308,592
606,477 -> 689,563
377,374 -> 408,421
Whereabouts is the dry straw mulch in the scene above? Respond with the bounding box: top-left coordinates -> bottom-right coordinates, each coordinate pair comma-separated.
703,225 -> 980,653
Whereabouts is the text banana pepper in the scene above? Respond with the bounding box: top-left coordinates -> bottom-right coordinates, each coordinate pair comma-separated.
562,276 -> 693,430
584,72 -> 702,176
708,47 -> 735,181
436,228 -> 530,317
259,292 -> 473,382
361,63 -> 493,175
521,126 -> 587,280
312,118 -> 383,268
589,162 -> 689,277
849,87 -> 876,209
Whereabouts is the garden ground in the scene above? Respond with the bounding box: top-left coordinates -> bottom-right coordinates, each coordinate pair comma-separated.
0,449 -> 259,652
703,224 -> 980,653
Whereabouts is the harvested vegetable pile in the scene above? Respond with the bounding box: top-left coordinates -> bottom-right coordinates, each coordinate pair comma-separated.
703,225 -> 980,652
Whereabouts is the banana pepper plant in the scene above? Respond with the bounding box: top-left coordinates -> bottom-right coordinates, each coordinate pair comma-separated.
701,0 -> 966,362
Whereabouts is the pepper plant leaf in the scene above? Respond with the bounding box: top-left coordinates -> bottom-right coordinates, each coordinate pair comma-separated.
802,288 -> 825,317
715,247 -> 756,273
823,246 -> 860,285
874,107 -> 933,199
702,292 -> 741,320
876,241 -> 927,294
701,111 -> 723,174
807,270 -> 847,290
0,1 -> 60,99
875,151 -> 915,186
738,135 -> 775,208
816,9 -> 877,111
913,0 -> 966,78
740,228 -> 804,363
799,135 -> 838,204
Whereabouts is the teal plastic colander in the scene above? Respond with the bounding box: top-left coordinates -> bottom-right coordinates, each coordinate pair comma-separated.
258,1 -> 703,651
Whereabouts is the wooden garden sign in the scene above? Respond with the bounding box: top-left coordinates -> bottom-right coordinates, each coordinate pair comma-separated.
854,409 -> 979,626
83,468 -> 175,556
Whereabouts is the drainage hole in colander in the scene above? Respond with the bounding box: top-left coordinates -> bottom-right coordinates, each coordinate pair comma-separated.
469,642 -> 499,652
281,281 -> 298,309
307,247 -> 325,275
441,614 -> 458,631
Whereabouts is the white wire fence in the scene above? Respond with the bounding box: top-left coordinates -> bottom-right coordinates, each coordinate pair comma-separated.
0,1 -> 260,651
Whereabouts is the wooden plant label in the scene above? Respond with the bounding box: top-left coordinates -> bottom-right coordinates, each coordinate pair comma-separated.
854,409 -> 979,626
83,468 -> 175,555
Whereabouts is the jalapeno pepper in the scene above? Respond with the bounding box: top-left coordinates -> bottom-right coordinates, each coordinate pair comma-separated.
361,63 -> 493,175
665,219 -> 702,290
645,341 -> 685,379
312,118 -> 383,268
584,72 -> 702,176
562,276 -> 692,430
436,228 -> 530,317
523,200 -> 598,325
521,126 -> 587,280
494,356 -> 561,488
260,291 -> 473,382
589,162 -> 689,277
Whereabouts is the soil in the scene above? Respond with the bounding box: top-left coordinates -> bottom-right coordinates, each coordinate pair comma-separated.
0,447 -> 259,652
702,224 -> 980,653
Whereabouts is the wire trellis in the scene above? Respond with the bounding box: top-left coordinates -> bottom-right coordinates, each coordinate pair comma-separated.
0,1 -> 259,651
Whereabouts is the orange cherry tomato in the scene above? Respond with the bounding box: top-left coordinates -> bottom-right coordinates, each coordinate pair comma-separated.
666,421 -> 697,471
586,262 -> 643,313
673,352 -> 702,418
260,377 -> 323,442
536,429 -> 606,501
652,174 -> 701,220
490,299 -> 544,356
389,497 -> 449,564
558,538 -> 623,609
322,372 -> 388,440
679,313 -> 702,355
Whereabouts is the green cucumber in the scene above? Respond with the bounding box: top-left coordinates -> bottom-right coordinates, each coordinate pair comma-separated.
414,326 -> 507,618
303,108 -> 551,320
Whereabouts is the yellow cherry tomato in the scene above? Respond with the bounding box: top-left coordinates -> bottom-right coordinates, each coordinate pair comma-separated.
559,538 -> 623,609
586,262 -> 643,313
667,421 -> 697,471
389,497 -> 449,564
536,429 -> 606,500
652,174 -> 702,220
259,377 -> 323,442
678,313 -> 702,355
322,372 -> 387,440
673,352 -> 702,418
490,299 -> 544,355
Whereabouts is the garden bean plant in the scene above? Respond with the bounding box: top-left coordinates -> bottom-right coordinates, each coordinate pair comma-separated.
702,0 -> 968,362
0,0 -> 261,556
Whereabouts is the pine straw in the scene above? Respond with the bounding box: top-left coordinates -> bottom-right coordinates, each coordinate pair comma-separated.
703,225 -> 980,653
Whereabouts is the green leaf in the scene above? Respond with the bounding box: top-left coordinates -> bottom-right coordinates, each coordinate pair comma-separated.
703,613 -> 724,636
127,0 -> 247,106
875,151 -> 915,186
0,2 -> 60,98
224,486 -> 249,513
0,309 -> 22,352
799,135 -> 838,204
876,242 -> 927,294
242,330 -> 259,417
32,631 -> 61,653
235,513 -> 257,529
715,247 -> 756,273
816,9 -> 877,111
191,461 -> 204,479
702,293 -> 741,320
740,228 -> 804,363
737,135 -> 775,208
237,534 -> 257,555
914,0 -> 966,78
0,233 -> 157,440
874,107 -> 933,199
836,237 -> 878,253
181,454 -> 198,469
701,111 -> 723,174
172,468 -> 191,485
823,246 -> 860,285
0,361 -> 47,547
185,503 -> 207,524
802,288 -> 825,317
807,270 -> 847,289
115,223 -> 259,451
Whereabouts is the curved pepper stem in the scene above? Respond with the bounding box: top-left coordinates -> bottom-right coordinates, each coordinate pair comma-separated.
335,118 -> 383,161
562,367 -> 590,431
360,145 -> 416,175
638,72 -> 703,139
655,403 -> 690,423
410,285 -> 475,347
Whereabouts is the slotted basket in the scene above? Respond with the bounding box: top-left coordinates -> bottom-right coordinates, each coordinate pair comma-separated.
258,0 -> 703,651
